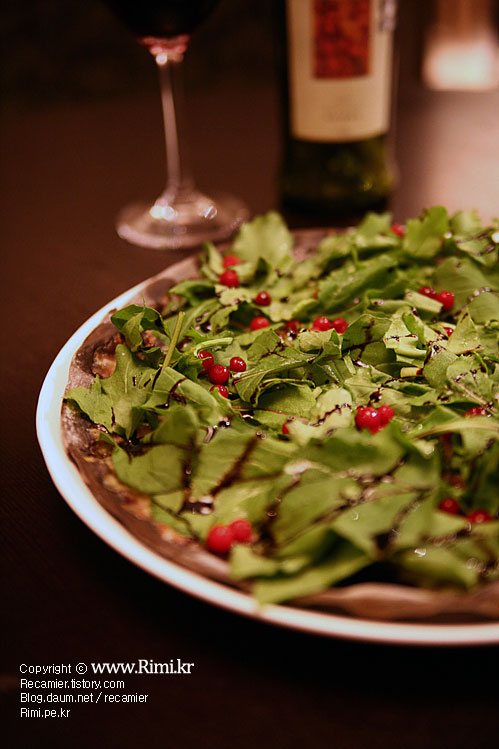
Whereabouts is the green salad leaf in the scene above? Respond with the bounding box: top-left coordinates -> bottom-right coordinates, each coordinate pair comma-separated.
65,209 -> 499,604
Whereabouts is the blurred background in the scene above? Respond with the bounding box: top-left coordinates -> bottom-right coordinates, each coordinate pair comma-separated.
1,0 -> 278,108
1,0 -> 498,228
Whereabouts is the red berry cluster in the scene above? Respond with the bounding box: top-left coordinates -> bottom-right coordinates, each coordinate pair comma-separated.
206,518 -> 253,554
391,223 -> 405,237
438,498 -> 493,524
219,261 -> 273,307
311,316 -> 348,333
223,254 -> 240,268
464,406 -> 489,417
254,290 -> 271,306
355,404 -> 394,434
250,316 -> 269,331
218,261 -> 352,339
230,356 -> 246,372
219,269 -> 239,287
197,350 -> 247,398
419,286 -> 455,311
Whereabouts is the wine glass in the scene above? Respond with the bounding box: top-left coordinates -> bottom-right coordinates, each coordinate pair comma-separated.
105,0 -> 249,249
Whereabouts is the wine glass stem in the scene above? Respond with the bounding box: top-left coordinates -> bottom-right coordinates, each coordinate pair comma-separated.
156,54 -> 193,202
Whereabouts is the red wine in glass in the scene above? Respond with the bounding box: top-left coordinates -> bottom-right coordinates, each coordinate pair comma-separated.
104,0 -> 248,249
105,0 -> 220,38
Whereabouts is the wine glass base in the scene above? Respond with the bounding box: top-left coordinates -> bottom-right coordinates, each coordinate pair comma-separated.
116,191 -> 249,250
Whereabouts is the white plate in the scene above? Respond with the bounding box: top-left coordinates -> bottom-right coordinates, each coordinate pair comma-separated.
36,262 -> 499,647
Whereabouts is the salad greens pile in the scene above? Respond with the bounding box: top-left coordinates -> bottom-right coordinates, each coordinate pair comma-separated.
65,209 -> 499,604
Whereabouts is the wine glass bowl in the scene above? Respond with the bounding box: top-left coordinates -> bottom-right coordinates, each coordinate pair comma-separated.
116,187 -> 250,250
105,1 -> 249,249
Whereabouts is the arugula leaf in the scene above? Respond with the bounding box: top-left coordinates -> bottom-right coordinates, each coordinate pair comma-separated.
285,387 -> 353,445
383,314 -> 426,361
253,384 -> 317,428
468,292 -> 499,324
402,206 -> 449,258
231,211 -> 293,269
144,404 -> 199,448
446,313 -> 483,355
246,328 -> 282,362
111,304 -> 166,351
253,541 -> 369,604
319,254 -> 397,312
234,347 -> 311,403
423,346 -> 457,388
297,328 -> 341,354
144,367 -> 227,425
169,279 -> 216,305
65,377 -> 113,431
353,212 -> 397,248
113,444 -> 188,495
433,257 -> 496,310
99,345 -> 156,438
301,425 -> 406,477
450,209 -> 484,236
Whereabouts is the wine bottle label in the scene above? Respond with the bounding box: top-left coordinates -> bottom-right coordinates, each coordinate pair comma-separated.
286,0 -> 395,142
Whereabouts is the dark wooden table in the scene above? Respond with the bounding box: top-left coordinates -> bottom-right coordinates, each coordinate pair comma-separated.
2,5 -> 499,747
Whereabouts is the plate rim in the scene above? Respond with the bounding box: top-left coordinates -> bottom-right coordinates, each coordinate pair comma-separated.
36,260 -> 499,647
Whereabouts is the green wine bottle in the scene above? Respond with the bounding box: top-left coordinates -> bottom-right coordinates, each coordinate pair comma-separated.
280,0 -> 397,216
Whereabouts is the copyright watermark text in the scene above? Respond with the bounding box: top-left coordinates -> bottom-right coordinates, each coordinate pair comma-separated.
17,659 -> 194,718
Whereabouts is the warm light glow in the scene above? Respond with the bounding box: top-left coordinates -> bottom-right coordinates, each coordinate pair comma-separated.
150,204 -> 177,220
423,32 -> 499,90
202,205 -> 217,220
423,0 -> 499,91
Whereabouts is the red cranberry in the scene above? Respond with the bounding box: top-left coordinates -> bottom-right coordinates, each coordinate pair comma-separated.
208,364 -> 229,384
282,423 -> 290,435
229,518 -> 252,542
436,290 -> 455,311
377,404 -> 395,426
391,223 -> 405,237
443,327 -> 454,337
439,497 -> 460,515
219,269 -> 239,287
206,525 -> 235,553
223,254 -> 240,268
230,356 -> 246,373
331,317 -> 348,334
254,291 -> 271,306
419,286 -> 438,299
250,316 -> 269,331
465,406 -> 489,417
210,384 -> 228,398
355,406 -> 381,434
467,509 -> 493,524
285,319 -> 300,334
198,349 -> 214,370
311,316 -> 332,331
